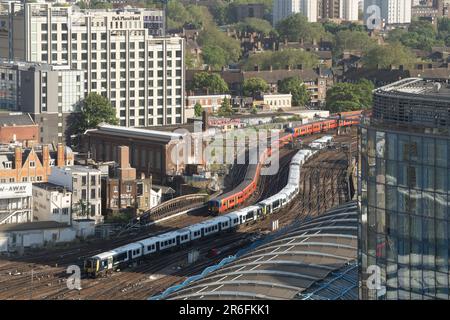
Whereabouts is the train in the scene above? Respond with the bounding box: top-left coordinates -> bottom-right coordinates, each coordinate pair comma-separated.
84,136 -> 332,278
207,111 -> 362,214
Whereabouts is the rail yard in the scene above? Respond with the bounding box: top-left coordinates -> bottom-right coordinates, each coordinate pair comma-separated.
0,126 -> 357,300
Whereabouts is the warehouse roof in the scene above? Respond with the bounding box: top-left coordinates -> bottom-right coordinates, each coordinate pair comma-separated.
165,201 -> 358,300
0,113 -> 35,127
85,123 -> 185,144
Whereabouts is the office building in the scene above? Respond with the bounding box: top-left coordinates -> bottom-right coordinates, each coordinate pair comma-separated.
0,2 -> 185,128
320,0 -> 359,21
0,60 -> 85,144
359,78 -> 450,300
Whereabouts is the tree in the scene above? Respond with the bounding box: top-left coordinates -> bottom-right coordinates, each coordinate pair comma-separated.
202,45 -> 228,69
278,77 -> 311,106
197,27 -> 242,64
236,18 -> 275,37
242,49 -> 318,71
242,77 -> 269,98
276,14 -> 326,43
362,42 -> 416,69
325,81 -> 374,113
334,30 -> 377,56
73,93 -> 118,136
194,102 -> 203,117
218,97 -> 234,116
191,72 -> 229,94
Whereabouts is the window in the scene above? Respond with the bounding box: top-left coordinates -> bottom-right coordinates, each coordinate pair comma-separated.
62,208 -> 69,215
81,189 -> 87,200
91,175 -> 96,186
91,189 -> 96,199
126,185 -> 132,192
52,208 -> 59,215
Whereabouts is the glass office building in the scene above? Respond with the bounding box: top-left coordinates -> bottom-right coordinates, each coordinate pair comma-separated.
358,78 -> 450,300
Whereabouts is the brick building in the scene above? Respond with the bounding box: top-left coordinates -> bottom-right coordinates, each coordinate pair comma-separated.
85,124 -> 203,184
101,146 -> 152,217
0,113 -> 39,146
0,143 -> 74,184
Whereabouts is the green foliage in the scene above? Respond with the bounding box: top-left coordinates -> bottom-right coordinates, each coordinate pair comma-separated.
197,27 -> 242,64
235,18 -> 275,37
278,77 -> 310,106
323,21 -> 366,34
334,30 -> 377,55
167,1 -> 213,30
276,14 -> 326,43
387,20 -> 445,50
242,77 -> 270,97
74,93 -> 118,135
185,51 -> 202,69
202,45 -> 228,70
191,72 -> 229,94
325,80 -> 374,113
194,102 -> 203,117
362,42 -> 417,69
242,49 -> 318,71
218,97 -> 234,116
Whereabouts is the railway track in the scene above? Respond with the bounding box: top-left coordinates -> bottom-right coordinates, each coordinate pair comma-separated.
0,128 -> 358,300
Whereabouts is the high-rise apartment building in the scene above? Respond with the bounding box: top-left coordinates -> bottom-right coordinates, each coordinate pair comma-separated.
0,60 -> 85,144
273,0 -> 317,25
359,78 -> 450,300
364,0 -> 412,25
0,3 -> 185,128
320,0 -> 359,21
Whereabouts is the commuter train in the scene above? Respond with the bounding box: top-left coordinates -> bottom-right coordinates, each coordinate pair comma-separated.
84,136 -> 332,277
207,111 -> 362,214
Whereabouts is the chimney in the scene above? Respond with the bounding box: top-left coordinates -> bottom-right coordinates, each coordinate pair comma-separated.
284,38 -> 288,45
202,110 -> 209,132
118,146 -> 130,169
286,65 -> 291,71
389,64 -> 395,70
117,145 -> 136,180
254,65 -> 260,72
57,143 -> 65,167
269,65 -> 273,72
42,144 -> 49,168
14,146 -> 22,170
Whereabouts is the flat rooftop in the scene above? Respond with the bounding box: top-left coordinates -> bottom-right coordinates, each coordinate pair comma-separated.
377,78 -> 450,98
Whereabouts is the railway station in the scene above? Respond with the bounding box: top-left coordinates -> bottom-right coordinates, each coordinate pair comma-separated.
157,202 -> 358,300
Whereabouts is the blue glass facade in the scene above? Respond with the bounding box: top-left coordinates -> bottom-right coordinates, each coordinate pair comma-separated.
359,124 -> 450,300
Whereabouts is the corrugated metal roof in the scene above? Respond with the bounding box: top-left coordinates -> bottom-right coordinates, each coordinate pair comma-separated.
163,201 -> 358,300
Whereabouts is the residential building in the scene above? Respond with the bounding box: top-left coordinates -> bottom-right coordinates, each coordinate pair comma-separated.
32,182 -> 71,225
0,143 -> 73,184
0,112 -> 39,145
0,3 -> 185,128
273,0 -> 300,26
364,0 -> 412,26
358,78 -> 450,299
341,0 -> 360,21
48,165 -> 103,223
0,60 -> 85,144
273,0 -> 317,25
185,94 -> 232,120
101,146 -> 153,216
260,93 -> 292,110
0,182 -> 32,224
